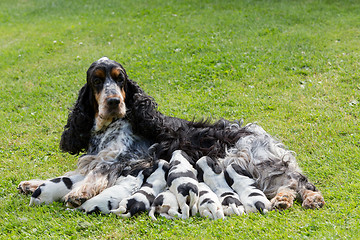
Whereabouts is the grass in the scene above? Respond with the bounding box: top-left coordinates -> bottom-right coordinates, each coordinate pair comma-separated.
0,0 -> 359,239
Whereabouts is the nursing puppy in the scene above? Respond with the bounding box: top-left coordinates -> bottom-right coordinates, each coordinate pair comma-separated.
198,182 -> 225,220
78,170 -> 144,214
112,160 -> 169,218
224,163 -> 271,214
167,150 -> 199,219
149,189 -> 181,220
196,156 -> 244,216
28,174 -> 84,206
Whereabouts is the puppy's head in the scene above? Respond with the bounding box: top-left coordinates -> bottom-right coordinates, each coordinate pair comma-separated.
87,57 -> 128,131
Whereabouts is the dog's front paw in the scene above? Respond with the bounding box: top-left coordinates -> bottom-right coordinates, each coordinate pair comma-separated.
271,192 -> 295,210
64,191 -> 89,208
18,180 -> 45,194
302,190 -> 325,209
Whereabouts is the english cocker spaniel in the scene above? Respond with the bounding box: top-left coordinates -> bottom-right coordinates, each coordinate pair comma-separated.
18,57 -> 324,215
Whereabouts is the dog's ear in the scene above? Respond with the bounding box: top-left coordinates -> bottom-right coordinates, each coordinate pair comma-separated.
59,84 -> 95,155
124,78 -> 145,108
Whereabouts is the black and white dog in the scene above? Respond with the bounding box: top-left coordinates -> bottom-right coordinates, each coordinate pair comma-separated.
18,58 -> 325,215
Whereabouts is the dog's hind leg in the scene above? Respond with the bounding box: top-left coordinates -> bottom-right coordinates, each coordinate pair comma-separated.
64,170 -> 109,208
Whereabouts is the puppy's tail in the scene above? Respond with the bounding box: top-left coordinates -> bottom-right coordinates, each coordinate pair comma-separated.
189,190 -> 199,216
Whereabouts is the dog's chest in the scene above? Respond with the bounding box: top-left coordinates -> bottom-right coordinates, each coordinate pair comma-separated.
88,119 -> 151,157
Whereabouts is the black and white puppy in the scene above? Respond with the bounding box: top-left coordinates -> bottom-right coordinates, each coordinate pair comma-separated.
78,170 -> 144,214
198,182 -> 225,220
149,189 -> 181,220
112,160 -> 169,218
196,156 -> 244,216
224,163 -> 271,214
28,174 -> 84,206
167,150 -> 199,219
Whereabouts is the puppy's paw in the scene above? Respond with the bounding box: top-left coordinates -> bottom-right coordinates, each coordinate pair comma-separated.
302,190 -> 325,209
223,203 -> 245,216
18,180 -> 45,195
111,206 -> 128,217
200,207 -> 225,220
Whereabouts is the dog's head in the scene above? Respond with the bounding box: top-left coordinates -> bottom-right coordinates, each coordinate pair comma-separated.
60,57 -> 145,155
87,57 -> 128,131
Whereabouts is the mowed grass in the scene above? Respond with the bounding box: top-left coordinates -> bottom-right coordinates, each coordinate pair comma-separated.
0,0 -> 359,239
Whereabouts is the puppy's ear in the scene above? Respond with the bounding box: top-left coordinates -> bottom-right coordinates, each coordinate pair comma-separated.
196,164 -> 204,182
60,84 -> 95,155
206,157 -> 222,174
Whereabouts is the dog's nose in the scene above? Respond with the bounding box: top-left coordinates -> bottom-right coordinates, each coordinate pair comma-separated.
107,97 -> 121,107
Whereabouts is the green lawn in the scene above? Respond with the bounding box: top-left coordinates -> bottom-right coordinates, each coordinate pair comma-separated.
1,0 -> 359,239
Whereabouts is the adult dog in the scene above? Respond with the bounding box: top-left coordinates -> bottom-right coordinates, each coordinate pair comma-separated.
18,57 -> 324,211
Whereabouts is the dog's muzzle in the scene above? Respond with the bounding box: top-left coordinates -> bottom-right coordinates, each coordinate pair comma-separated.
107,97 -> 121,109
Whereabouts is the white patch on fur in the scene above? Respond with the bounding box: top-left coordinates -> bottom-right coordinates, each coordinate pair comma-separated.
95,82 -> 126,132
97,57 -> 110,63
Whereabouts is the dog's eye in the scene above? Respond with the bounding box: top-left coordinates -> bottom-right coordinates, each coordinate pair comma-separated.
93,78 -> 102,85
116,74 -> 125,84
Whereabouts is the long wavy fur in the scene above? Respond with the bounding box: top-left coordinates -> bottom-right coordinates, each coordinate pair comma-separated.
59,84 -> 95,155
127,92 -> 251,162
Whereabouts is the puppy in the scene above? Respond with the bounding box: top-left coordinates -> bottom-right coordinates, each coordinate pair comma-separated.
224,163 -> 271,214
112,160 -> 169,218
149,189 -> 181,220
196,156 -> 244,216
29,174 -> 84,206
198,182 -> 225,220
167,150 -> 199,219
78,170 -> 144,214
